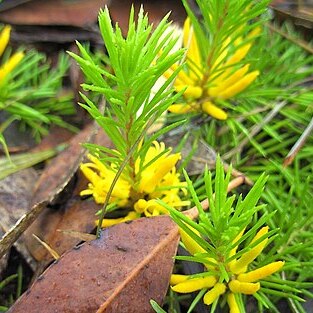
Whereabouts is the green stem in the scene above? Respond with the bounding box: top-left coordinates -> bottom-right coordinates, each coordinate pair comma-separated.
96,118 -> 155,238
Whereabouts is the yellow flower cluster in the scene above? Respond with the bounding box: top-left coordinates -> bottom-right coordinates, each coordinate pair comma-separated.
170,224 -> 284,312
80,141 -> 189,227
164,18 -> 259,120
0,26 -> 24,82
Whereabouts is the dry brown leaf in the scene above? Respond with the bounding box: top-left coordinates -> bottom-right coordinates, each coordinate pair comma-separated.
30,126 -> 74,153
31,123 -> 96,206
8,215 -> 180,313
0,124 -> 97,259
0,0 -> 109,26
0,168 -> 38,272
24,191 -> 100,262
23,128 -> 112,263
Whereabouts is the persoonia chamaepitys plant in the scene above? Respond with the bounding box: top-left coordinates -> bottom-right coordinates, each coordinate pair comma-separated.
69,6 -> 192,234
157,157 -> 311,312
163,0 -> 269,120
0,25 -> 75,156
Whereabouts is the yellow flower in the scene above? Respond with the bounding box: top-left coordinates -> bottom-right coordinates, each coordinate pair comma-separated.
0,25 -> 24,82
170,223 -> 284,311
80,141 -> 189,226
164,18 -> 260,120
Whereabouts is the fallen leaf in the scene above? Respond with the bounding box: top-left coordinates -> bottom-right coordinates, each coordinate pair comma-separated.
24,190 -> 100,262
30,126 -> 74,153
0,168 -> 38,273
0,124 -> 97,259
0,0 -> 109,26
31,123 -> 96,206
8,215 -> 180,313
23,128 -> 111,263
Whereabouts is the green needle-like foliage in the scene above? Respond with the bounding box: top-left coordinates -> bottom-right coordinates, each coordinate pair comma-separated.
70,6 -> 185,174
0,52 -> 76,145
159,158 -> 310,312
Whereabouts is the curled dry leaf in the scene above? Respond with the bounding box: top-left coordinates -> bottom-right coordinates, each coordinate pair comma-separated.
0,124 -> 97,259
8,215 -> 180,313
0,168 -> 38,273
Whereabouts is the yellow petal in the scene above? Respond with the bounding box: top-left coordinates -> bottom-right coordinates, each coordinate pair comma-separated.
228,227 -> 246,268
140,153 -> 180,193
175,84 -> 202,99
201,101 -> 227,120
227,293 -> 240,313
230,227 -> 269,274
168,103 -> 197,114
0,25 -> 11,57
80,164 -> 104,187
164,63 -> 195,86
217,70 -> 259,100
171,275 -> 217,293
175,65 -> 196,86
0,51 -> 24,81
208,64 -> 250,97
170,274 -> 189,285
211,37 -> 231,71
98,211 -> 140,228
180,226 -> 206,255
248,26 -> 262,38
225,43 -> 251,67
229,280 -> 260,294
238,261 -> 285,282
134,198 -> 168,217
179,226 -> 217,269
203,283 -> 226,305
183,18 -> 202,80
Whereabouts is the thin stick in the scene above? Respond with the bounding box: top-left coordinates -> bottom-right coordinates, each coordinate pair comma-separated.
284,115 -> 313,166
0,201 -> 47,259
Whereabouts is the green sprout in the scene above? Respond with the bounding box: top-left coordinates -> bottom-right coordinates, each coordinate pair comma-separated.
158,157 -> 308,312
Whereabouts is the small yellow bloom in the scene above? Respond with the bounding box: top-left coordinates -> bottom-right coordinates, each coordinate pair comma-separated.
229,280 -> 260,295
179,223 -> 217,269
80,141 -> 189,226
230,226 -> 269,274
0,26 -> 11,56
98,211 -> 140,228
203,283 -> 226,305
171,275 -> 217,293
171,223 -> 284,311
237,261 -> 285,282
170,274 -> 189,285
164,18 -> 260,120
227,293 -> 240,313
0,26 -> 24,82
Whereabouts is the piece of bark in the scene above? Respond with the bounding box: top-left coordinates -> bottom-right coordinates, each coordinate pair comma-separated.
8,215 -> 180,313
